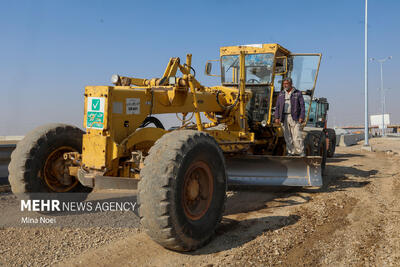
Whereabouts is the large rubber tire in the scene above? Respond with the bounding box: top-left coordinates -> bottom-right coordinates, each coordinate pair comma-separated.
8,123 -> 91,195
318,131 -> 327,175
138,130 -> 227,251
326,128 -> 336,158
304,130 -> 327,175
304,131 -> 318,156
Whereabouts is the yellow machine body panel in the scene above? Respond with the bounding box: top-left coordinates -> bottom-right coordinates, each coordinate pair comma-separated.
81,83 -> 253,172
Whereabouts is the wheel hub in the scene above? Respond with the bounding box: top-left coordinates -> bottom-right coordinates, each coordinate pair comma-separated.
43,146 -> 79,192
186,176 -> 200,201
182,161 -> 214,221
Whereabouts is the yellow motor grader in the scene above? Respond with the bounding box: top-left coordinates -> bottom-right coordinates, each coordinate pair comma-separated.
9,43 -> 324,251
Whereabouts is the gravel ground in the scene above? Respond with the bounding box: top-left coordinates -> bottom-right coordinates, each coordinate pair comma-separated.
0,137 -> 399,266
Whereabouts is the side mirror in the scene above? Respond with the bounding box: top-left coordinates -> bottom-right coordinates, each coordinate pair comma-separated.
204,60 -> 221,77
205,62 -> 212,75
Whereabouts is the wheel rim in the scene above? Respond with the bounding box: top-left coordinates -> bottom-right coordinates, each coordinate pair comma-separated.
43,146 -> 79,192
182,161 -> 214,221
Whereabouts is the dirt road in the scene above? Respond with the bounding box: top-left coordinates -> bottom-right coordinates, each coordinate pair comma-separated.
1,137 -> 399,266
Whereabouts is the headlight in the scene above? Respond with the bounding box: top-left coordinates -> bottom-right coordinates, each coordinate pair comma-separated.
168,76 -> 177,85
111,74 -> 120,85
261,120 -> 267,127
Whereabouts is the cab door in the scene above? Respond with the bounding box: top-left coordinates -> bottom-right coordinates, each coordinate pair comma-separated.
288,54 -> 322,124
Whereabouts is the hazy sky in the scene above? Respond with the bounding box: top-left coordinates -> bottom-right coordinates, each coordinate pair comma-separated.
0,0 -> 399,135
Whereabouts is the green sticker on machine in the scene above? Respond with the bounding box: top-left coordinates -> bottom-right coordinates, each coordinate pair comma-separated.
87,97 -> 105,129
87,112 -> 104,129
91,99 -> 101,111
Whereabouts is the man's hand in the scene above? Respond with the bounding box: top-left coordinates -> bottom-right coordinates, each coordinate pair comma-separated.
299,118 -> 304,123
275,118 -> 280,124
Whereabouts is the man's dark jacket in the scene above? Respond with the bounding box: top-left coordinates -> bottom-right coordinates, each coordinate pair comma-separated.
274,88 -> 305,123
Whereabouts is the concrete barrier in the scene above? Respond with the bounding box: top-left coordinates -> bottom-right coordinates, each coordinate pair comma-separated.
338,134 -> 359,147
337,133 -> 368,147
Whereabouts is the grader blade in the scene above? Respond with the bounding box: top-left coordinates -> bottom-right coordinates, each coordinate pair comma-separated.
226,155 -> 322,187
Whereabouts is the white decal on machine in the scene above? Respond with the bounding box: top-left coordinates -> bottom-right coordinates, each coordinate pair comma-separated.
126,98 -> 140,114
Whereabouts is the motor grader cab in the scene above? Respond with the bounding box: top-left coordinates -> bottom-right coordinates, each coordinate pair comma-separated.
305,97 -> 329,128
304,97 -> 336,157
9,43 -> 322,251
207,44 -> 322,135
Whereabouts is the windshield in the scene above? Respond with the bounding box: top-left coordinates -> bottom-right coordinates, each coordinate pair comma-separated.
221,55 -> 239,84
317,103 -> 326,120
221,53 -> 274,85
289,55 -> 320,91
304,95 -> 317,123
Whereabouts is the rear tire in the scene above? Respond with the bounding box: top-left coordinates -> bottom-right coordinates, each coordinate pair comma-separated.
326,128 -> 336,157
138,130 -> 227,251
8,123 -> 91,195
318,132 -> 327,175
304,130 -> 327,175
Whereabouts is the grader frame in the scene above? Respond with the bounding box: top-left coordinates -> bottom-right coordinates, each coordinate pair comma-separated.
76,44 -> 322,188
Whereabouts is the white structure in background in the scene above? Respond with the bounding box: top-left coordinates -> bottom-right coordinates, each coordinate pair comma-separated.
370,56 -> 392,137
370,114 -> 390,135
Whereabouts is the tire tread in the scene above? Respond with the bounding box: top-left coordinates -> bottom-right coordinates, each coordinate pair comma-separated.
138,130 -> 226,251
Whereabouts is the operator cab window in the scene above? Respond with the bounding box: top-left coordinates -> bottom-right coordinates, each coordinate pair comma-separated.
245,53 -> 273,85
221,53 -> 274,85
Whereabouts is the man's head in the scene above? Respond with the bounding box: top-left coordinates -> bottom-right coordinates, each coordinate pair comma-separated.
282,78 -> 293,91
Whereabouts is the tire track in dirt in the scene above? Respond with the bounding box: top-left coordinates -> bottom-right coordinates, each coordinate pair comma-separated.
284,197 -> 358,266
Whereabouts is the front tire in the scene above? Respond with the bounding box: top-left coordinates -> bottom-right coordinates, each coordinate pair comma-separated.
326,128 -> 336,157
304,130 -> 327,175
138,130 -> 227,251
8,123 -> 91,195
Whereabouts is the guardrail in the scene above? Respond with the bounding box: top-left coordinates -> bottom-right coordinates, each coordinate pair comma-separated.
0,137 -> 23,183
0,144 -> 16,180
0,137 -> 23,192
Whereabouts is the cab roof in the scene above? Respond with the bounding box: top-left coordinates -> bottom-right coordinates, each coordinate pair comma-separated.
220,43 -> 291,57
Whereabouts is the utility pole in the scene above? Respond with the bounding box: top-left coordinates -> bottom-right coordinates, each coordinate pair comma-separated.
363,0 -> 370,148
380,87 -> 390,136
